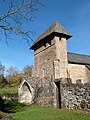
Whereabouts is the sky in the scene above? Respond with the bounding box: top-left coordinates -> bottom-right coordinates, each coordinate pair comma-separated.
0,0 -> 90,72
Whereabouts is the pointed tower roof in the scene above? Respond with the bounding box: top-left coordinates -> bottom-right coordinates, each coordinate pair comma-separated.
30,21 -> 72,49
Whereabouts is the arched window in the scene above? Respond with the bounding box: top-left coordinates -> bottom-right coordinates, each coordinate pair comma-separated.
43,68 -> 45,78
53,59 -> 60,79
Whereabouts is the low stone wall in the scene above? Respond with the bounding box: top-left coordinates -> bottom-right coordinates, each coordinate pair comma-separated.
19,77 -> 54,106
19,77 -> 90,112
61,82 -> 90,112
34,78 -> 54,106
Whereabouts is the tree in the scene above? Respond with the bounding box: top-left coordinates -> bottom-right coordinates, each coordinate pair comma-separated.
6,66 -> 22,87
0,0 -> 41,45
0,62 -> 6,88
0,62 -> 5,75
7,73 -> 23,87
7,66 -> 19,76
23,65 -> 33,76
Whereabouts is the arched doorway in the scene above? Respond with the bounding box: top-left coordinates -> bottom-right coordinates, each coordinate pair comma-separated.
18,79 -> 34,105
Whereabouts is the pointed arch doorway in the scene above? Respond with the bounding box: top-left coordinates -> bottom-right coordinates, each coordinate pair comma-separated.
18,79 -> 34,105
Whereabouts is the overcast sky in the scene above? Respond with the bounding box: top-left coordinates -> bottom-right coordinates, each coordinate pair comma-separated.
0,0 -> 90,71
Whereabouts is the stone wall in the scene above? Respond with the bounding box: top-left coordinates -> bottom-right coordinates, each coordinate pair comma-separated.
19,77 -> 90,113
34,78 -> 54,106
68,64 -> 86,83
61,82 -> 90,112
68,64 -> 90,83
34,36 -> 56,79
19,77 -> 54,106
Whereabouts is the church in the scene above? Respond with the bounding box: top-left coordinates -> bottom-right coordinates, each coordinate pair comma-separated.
18,21 -> 90,110
31,20 -> 90,83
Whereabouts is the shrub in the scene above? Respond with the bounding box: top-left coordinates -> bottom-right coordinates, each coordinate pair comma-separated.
0,96 -> 4,111
0,111 -> 12,120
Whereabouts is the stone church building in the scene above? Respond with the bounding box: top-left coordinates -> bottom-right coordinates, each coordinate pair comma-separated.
18,21 -> 90,110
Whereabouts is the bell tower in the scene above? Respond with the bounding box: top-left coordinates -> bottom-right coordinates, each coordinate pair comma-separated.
30,21 -> 72,80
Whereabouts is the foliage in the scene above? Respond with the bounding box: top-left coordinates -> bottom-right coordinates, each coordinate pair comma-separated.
0,62 -> 5,75
10,74 -> 22,87
6,66 -> 23,87
0,63 -> 34,88
22,65 -> 33,77
0,0 -> 41,45
3,100 -> 25,113
0,111 -> 12,120
0,96 -> 4,111
6,74 -> 23,87
0,88 -> 18,101
0,62 -> 6,88
0,74 -> 6,88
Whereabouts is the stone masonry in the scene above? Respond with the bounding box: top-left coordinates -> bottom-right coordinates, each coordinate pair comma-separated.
61,82 -> 90,111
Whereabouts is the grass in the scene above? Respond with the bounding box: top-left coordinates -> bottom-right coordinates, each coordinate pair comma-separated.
0,87 -> 17,94
3,101 -> 89,120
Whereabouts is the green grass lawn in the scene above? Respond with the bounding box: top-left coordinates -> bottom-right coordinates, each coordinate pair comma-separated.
0,87 -> 17,94
12,105 -> 90,120
6,101 -> 89,120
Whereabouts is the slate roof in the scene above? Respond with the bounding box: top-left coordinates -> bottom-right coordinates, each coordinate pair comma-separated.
68,52 -> 90,65
30,21 -> 72,49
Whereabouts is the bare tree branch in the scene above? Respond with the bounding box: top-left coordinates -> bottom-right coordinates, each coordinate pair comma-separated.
0,0 -> 41,46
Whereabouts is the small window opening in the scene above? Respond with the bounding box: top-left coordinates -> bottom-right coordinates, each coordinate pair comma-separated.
43,68 -> 45,77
